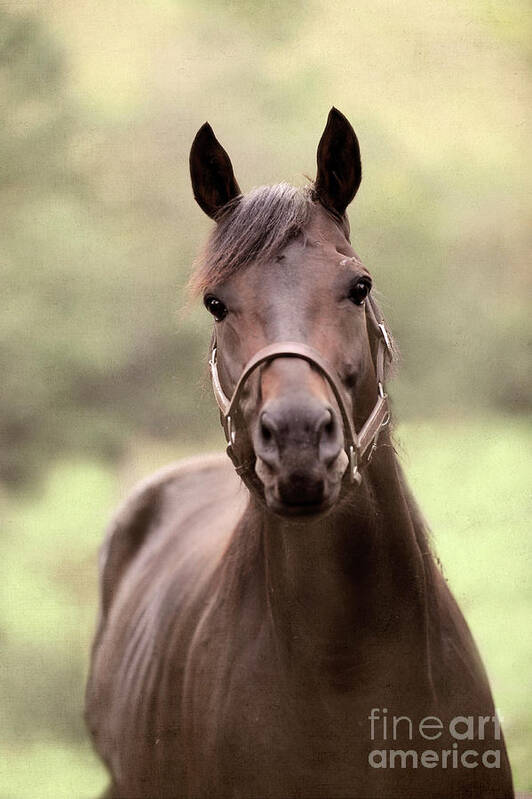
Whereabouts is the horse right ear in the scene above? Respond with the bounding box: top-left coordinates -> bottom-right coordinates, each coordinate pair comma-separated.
314,107 -> 361,217
189,123 -> 241,219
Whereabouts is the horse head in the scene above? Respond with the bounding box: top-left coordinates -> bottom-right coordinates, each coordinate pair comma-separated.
190,108 -> 392,517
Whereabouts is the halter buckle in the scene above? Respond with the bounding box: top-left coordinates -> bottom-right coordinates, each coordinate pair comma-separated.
226,415 -> 236,446
349,445 -> 362,485
367,441 -> 376,464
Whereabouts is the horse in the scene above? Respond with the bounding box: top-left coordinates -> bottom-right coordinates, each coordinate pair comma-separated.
86,108 -> 514,798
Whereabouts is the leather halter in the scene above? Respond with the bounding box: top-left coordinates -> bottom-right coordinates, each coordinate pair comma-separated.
209,295 -> 393,485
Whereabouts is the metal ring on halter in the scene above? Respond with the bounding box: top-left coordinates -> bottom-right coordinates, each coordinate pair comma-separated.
227,415 -> 236,445
378,381 -> 386,400
349,445 -> 361,485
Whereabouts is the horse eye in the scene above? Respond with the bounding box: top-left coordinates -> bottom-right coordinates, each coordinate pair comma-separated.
348,279 -> 371,306
204,294 -> 227,321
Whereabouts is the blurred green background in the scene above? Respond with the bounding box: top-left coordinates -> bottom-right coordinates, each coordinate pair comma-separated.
1,0 -> 530,795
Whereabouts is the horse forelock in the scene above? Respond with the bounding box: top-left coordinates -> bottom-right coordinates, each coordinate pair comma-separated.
189,183 -> 317,295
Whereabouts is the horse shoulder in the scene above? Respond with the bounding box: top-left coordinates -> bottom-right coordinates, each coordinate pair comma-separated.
94,453 -> 241,635
86,452 -> 248,794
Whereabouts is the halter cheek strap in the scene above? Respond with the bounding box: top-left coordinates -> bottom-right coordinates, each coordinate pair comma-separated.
209,297 -> 393,485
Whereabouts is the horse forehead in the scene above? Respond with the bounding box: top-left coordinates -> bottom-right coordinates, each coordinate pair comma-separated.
249,226 -> 353,297
228,206 -> 358,308
240,250 -> 336,316
277,208 -> 356,277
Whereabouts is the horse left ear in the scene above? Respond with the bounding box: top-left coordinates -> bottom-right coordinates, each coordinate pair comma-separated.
189,122 -> 241,219
314,107 -> 361,216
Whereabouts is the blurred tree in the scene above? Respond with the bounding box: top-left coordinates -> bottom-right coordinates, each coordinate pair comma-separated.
0,8 -> 216,486
1,10 -> 80,484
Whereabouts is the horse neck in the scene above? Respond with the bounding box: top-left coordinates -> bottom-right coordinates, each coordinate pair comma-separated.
243,429 -> 440,691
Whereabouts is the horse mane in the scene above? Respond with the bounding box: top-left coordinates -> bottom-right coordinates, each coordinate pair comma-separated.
189,183 -> 316,295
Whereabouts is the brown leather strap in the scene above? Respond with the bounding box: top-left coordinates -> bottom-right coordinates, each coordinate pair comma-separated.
209,298 -> 393,484
228,342 -> 358,452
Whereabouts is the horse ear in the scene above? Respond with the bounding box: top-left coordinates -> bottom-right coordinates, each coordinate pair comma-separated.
189,123 -> 241,219
314,107 -> 361,216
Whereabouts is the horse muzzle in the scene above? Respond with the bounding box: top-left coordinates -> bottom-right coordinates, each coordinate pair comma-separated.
208,309 -> 393,511
251,392 -> 347,516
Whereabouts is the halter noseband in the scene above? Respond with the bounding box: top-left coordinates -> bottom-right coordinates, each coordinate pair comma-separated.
209,296 -> 393,485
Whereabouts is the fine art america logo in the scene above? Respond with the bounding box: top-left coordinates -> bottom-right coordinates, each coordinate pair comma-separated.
368,708 -> 502,770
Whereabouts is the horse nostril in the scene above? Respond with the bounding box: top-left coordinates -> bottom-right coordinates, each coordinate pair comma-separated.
323,409 -> 335,438
256,411 -> 281,470
259,412 -> 277,447
318,408 -> 337,441
317,408 -> 343,465
261,420 -> 272,443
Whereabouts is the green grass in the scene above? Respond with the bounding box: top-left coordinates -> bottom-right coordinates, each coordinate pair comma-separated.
0,743 -> 107,799
1,416 -> 530,795
397,416 -> 532,789
0,461 -> 115,798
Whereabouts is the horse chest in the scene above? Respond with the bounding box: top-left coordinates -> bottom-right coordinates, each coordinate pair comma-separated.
209,670 -> 367,797
188,622 -> 489,799
190,626 -> 396,798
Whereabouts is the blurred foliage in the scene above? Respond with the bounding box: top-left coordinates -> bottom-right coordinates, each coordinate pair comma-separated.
0,0 -> 530,487
0,420 -> 530,794
1,6 -> 213,486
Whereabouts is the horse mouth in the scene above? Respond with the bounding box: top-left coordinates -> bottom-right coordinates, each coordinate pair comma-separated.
269,498 -> 334,518
262,484 -> 340,519
255,455 -> 345,518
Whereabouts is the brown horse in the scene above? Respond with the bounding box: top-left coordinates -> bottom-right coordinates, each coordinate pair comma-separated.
86,108 -> 514,798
